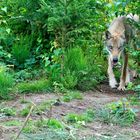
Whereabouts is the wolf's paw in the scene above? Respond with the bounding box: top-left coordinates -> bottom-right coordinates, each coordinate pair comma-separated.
109,79 -> 118,89
117,85 -> 125,91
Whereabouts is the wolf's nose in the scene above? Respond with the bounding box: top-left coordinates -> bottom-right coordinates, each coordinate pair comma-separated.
113,58 -> 118,63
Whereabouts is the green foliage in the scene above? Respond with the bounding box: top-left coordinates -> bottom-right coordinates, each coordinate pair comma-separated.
0,0 -> 139,95
61,70 -> 78,89
128,95 -> 140,106
12,35 -> 31,66
47,119 -> 64,129
23,118 -> 63,133
62,91 -> 83,102
23,119 -> 37,133
66,109 -> 94,125
16,79 -> 51,93
0,107 -> 16,116
134,84 -> 140,94
61,47 -> 106,90
34,101 -> 51,115
97,99 -> 137,126
19,106 -> 31,117
64,47 -> 87,73
0,66 -> 14,99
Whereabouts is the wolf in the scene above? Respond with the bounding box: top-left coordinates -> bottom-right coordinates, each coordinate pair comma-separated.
105,14 -> 139,90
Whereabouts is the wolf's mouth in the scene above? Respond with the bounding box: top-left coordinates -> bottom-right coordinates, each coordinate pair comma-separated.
112,61 -> 118,66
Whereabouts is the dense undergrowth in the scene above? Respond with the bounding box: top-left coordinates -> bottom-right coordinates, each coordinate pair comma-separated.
0,0 -> 139,99
0,1 -> 140,139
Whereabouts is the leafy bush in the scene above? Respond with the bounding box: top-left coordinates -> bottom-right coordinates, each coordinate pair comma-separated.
0,66 -> 14,99
61,47 -> 106,90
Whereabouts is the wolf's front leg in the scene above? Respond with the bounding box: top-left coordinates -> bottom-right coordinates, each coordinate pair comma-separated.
108,56 -> 118,88
118,53 -> 128,91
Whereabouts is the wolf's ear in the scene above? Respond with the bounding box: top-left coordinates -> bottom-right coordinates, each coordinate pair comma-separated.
105,30 -> 111,40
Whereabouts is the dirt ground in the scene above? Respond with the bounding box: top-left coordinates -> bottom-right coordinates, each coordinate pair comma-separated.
0,83 -> 140,140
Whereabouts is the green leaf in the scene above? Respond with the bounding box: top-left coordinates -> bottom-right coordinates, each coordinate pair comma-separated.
1,7 -> 7,13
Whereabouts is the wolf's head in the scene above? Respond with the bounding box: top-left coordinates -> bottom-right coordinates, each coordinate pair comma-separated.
105,30 -> 126,66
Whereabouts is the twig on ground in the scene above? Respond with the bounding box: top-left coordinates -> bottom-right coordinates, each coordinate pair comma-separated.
14,105 -> 34,140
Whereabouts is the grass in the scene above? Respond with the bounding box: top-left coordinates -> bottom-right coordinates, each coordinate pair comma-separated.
127,95 -> 140,106
19,106 -> 31,117
16,79 -> 51,93
66,109 -> 94,125
34,101 -> 52,115
23,119 -> 38,133
21,129 -> 77,140
0,120 -> 22,126
23,118 -> 64,133
47,119 -> 64,129
0,66 -> 14,99
62,90 -> 83,102
12,35 -> 31,64
19,100 -> 57,116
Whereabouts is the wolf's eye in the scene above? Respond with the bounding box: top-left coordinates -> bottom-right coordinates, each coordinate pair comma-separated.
108,46 -> 113,50
118,46 -> 123,50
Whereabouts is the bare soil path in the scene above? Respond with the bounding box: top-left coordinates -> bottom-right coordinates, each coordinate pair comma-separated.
0,83 -> 140,140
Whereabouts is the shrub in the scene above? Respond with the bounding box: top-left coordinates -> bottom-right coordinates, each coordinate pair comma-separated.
0,66 -> 14,99
61,47 -> 106,90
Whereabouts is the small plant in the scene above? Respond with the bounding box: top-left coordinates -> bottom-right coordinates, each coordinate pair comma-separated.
66,110 -> 94,125
19,106 -> 31,117
23,119 -> 37,133
0,66 -> 14,99
97,99 -> 137,126
35,119 -> 48,128
34,101 -> 51,115
0,107 -> 16,116
134,84 -> 140,95
47,119 -> 64,129
20,98 -> 30,104
127,94 -> 140,106
62,91 -> 83,102
126,82 -> 134,90
23,118 -> 64,134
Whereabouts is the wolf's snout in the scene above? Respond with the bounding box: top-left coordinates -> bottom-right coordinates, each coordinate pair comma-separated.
113,57 -> 118,63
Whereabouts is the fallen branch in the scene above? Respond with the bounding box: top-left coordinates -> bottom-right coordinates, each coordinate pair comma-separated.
14,105 -> 34,140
